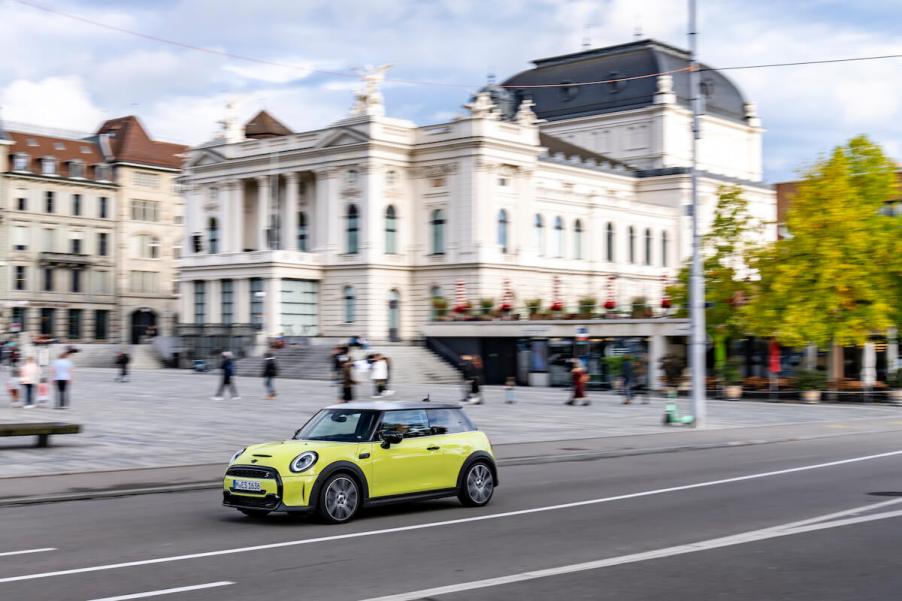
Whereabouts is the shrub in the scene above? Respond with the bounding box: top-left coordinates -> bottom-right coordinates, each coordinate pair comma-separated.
795,369 -> 827,391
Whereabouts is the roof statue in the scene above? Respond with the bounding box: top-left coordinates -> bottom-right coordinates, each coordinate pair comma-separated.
653,74 -> 675,105
349,64 -> 391,117
464,91 -> 497,119
217,100 -> 244,143
515,98 -> 538,126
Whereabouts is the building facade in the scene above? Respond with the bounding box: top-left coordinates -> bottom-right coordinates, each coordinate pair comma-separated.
0,116 -> 185,343
178,40 -> 776,346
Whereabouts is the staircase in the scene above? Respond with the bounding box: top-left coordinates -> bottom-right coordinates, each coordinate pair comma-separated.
234,345 -> 334,380
366,345 -> 461,385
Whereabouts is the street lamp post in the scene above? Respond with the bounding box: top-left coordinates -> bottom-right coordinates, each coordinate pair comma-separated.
688,0 -> 707,426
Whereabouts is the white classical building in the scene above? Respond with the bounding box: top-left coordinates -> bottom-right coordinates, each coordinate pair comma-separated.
178,40 -> 775,346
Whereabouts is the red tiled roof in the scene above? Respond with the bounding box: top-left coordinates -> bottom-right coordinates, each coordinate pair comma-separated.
96,115 -> 188,170
6,131 -> 107,180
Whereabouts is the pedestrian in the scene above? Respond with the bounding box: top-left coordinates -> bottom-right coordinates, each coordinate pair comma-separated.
359,336 -> 369,351
504,376 -> 516,404
340,359 -> 357,403
371,354 -> 389,398
115,350 -> 130,382
468,356 -> 484,405
382,353 -> 394,396
7,366 -> 21,407
636,356 -> 650,404
622,355 -> 635,405
20,356 -> 38,408
51,350 -> 74,409
567,364 -> 590,406
37,377 -> 50,407
212,351 -> 240,400
262,351 -> 278,399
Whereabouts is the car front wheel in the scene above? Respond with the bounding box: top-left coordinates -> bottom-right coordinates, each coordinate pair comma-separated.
317,473 -> 360,523
458,461 -> 494,507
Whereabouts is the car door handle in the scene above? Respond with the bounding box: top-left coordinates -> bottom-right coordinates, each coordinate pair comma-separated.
427,445 -> 440,451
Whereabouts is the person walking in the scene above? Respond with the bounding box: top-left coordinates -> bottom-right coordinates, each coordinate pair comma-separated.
504,376 -> 517,404
37,377 -> 50,407
262,352 -> 278,399
621,355 -> 635,405
7,366 -> 21,407
115,350 -> 131,382
340,359 -> 357,403
371,354 -> 389,398
566,363 -> 590,406
51,350 -> 74,409
212,351 -> 239,400
20,356 -> 38,408
468,356 -> 484,405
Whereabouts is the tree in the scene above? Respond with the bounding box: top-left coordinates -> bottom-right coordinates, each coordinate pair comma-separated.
742,135 -> 900,349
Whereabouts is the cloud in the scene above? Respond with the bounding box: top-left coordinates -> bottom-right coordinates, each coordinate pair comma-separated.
223,58 -> 348,84
1,76 -> 105,131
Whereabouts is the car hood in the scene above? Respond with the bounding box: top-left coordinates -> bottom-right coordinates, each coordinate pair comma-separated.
232,440 -> 362,473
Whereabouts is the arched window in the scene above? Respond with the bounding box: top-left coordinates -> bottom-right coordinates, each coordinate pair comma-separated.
573,219 -> 583,260
628,226 -> 636,264
661,231 -> 669,267
297,212 -> 308,252
385,205 -> 397,254
207,218 -> 218,254
534,214 -> 545,256
497,209 -> 509,253
430,209 -> 445,255
644,227 -> 652,265
606,222 -> 615,262
345,204 -> 359,254
343,285 -> 355,323
554,216 -> 564,258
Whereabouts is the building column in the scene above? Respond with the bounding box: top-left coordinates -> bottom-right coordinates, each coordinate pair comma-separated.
283,173 -> 298,252
314,168 -> 336,255
234,278 -> 250,324
184,183 -> 200,255
216,185 -> 230,254
256,176 -> 270,251
208,279 -> 222,323
648,334 -> 665,392
265,277 -> 281,336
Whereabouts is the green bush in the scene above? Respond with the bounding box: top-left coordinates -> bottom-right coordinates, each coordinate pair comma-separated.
888,369 -> 902,389
718,357 -> 743,385
795,369 -> 827,391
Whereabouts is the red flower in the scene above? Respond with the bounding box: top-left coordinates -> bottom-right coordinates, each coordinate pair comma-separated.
661,297 -> 672,309
550,300 -> 564,312
453,302 -> 471,314
500,302 -> 512,312
603,299 -> 616,310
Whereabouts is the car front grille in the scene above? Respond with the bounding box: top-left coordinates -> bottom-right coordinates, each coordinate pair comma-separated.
226,466 -> 278,479
223,491 -> 280,510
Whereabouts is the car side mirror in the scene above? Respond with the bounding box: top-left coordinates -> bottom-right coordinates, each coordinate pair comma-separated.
380,430 -> 403,449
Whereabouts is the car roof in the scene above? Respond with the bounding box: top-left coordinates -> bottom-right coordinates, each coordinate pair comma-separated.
324,401 -> 463,411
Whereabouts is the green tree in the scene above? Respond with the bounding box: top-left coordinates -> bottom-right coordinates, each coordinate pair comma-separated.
742,135 -> 900,348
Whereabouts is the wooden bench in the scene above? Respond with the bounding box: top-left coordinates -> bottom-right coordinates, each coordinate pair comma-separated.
0,422 -> 82,447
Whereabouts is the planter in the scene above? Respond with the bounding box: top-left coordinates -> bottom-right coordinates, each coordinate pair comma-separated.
725,385 -> 743,400
890,389 -> 902,405
801,390 -> 821,404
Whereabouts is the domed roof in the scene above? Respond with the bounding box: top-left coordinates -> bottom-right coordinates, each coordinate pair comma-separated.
500,39 -> 748,124
470,83 -> 517,119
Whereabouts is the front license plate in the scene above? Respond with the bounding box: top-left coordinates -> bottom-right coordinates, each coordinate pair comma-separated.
232,479 -> 262,492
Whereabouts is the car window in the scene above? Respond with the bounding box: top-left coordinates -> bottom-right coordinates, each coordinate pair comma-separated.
427,409 -> 474,434
380,409 -> 431,438
295,409 -> 379,442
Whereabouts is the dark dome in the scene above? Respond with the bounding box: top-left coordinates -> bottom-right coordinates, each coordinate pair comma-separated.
500,39 -> 748,124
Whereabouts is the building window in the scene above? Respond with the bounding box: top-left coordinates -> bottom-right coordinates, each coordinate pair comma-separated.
628,226 -> 636,264
40,308 -> 55,336
574,219 -> 584,260
430,209 -> 446,255
644,228 -> 652,265
11,307 -> 27,332
95,164 -> 111,181
128,270 -> 157,293
70,236 -> 82,254
13,226 -> 28,251
67,309 -> 82,340
430,285 -> 442,320
97,233 -> 109,257
661,231 -> 669,267
132,171 -> 161,189
43,228 -> 55,252
194,281 -> 206,323
343,285 -> 355,323
94,270 -> 112,294
13,154 -> 29,171
42,158 -> 56,176
43,268 -> 54,292
497,209 -> 509,253
134,234 -> 160,258
221,279 -> 234,325
72,194 -> 82,216
606,222 -> 615,262
45,191 -> 55,213
386,170 -> 397,186
98,196 -> 108,219
346,204 -> 359,254
346,169 -> 358,185
498,176 -> 509,187
553,216 -> 565,258
173,245 -> 182,259
130,199 -> 160,222
298,212 -> 309,252
70,269 -> 82,293
207,217 -> 219,254
15,266 -> 26,291
94,310 -> 109,340
250,278 -> 263,327
16,191 -> 27,211
385,205 -> 397,254
69,162 -> 84,179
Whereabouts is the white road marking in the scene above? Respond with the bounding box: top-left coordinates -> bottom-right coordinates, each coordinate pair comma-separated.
86,581 -> 233,600
360,505 -> 902,600
0,547 -> 56,557
1,449 -> 900,585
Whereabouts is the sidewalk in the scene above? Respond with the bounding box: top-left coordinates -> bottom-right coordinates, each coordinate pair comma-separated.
1,368 -> 899,480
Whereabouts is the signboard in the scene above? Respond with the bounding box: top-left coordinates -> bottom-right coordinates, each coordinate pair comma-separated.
575,326 -> 589,342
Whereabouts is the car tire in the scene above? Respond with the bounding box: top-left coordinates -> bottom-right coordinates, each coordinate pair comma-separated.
317,472 -> 361,524
458,461 -> 494,507
238,508 -> 270,519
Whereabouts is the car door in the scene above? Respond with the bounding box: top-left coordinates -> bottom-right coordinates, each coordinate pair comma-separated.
369,409 -> 443,497
426,408 -> 475,489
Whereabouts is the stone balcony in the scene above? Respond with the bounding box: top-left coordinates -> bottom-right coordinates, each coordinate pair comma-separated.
179,249 -> 322,269
39,252 -> 93,267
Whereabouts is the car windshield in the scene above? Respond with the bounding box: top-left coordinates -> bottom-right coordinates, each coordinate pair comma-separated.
294,409 -> 379,442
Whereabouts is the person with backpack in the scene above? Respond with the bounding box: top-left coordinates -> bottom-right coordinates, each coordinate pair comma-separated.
262,351 -> 278,399
212,351 -> 239,400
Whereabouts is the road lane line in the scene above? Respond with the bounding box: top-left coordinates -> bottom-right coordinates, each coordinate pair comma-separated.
0,548 -> 56,557
359,507 -> 902,600
86,581 -> 233,600
1,449 -> 901,585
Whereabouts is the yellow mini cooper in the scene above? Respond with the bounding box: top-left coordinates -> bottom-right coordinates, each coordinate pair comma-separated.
223,401 -> 497,523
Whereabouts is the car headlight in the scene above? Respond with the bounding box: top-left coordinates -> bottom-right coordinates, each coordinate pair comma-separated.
229,448 -> 246,465
289,451 -> 318,473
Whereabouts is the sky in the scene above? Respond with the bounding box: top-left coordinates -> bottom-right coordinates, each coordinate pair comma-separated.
0,0 -> 899,182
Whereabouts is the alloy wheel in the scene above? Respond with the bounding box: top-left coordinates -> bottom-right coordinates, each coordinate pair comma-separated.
466,464 -> 494,504
324,476 -> 359,522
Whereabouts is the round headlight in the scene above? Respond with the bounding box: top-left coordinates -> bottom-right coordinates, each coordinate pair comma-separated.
229,448 -> 246,465
290,451 -> 318,473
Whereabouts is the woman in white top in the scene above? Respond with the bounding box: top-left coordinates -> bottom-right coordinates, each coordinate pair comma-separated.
20,357 -> 39,408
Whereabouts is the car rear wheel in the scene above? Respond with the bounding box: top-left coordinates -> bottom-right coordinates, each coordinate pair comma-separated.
317,473 -> 360,524
458,461 -> 494,507
238,508 -> 270,519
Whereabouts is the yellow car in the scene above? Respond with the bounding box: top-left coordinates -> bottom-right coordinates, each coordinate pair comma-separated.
223,401 -> 497,523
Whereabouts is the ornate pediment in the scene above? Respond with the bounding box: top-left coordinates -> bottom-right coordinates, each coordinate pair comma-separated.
315,127 -> 369,149
186,148 -> 225,168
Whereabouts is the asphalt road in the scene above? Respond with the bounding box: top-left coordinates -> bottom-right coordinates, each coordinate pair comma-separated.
2,431 -> 902,600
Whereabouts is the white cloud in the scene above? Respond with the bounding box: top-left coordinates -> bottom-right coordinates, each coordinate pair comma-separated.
1,76 -> 105,131
223,58 -> 347,84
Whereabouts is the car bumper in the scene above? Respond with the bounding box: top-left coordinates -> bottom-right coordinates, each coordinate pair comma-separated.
223,470 -> 317,513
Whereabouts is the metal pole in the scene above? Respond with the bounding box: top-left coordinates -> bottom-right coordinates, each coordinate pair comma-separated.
688,0 -> 707,426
